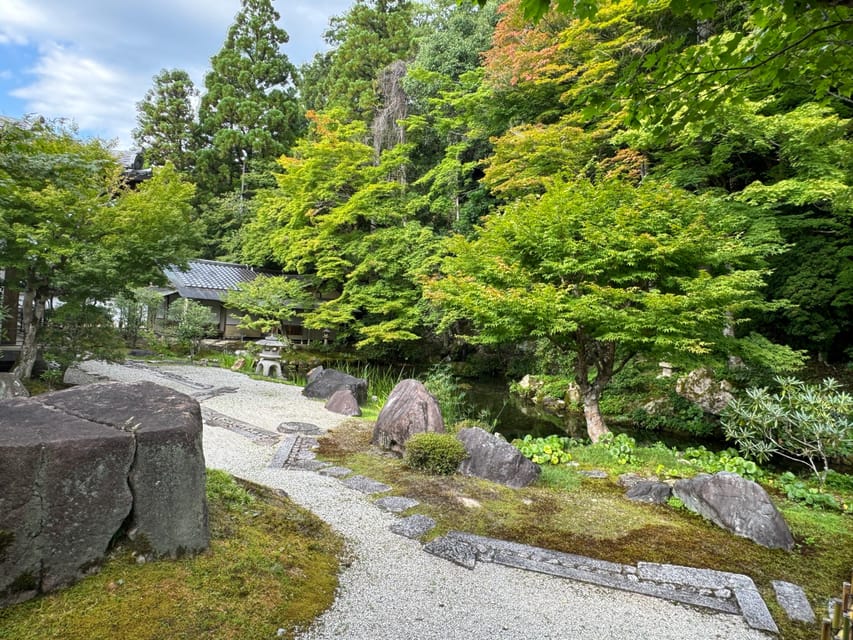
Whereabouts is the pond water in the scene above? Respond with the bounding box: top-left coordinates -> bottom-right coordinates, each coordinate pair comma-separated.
462,377 -> 724,449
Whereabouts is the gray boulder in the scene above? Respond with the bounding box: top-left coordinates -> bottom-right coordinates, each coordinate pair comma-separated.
0,372 -> 28,399
673,472 -> 794,551
0,381 -> 209,606
0,399 -> 135,603
626,480 -> 672,505
675,368 -> 734,415
456,427 -> 540,489
302,367 -> 367,405
372,379 -> 444,455
324,388 -> 362,416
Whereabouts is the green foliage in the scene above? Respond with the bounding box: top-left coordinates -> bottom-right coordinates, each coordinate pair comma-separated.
423,364 -> 470,427
777,472 -> 840,511
224,275 -> 312,336
315,0 -> 418,123
595,432 -> 638,466
428,176 -> 783,441
404,432 -> 468,475
631,393 -> 718,437
513,434 -> 573,465
114,287 -> 165,348
132,68 -> 199,173
679,446 -> 763,482
196,0 -> 302,197
165,299 -> 216,357
41,302 -> 126,375
722,376 -> 853,486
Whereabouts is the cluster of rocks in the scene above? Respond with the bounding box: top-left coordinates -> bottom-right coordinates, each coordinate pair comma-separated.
303,366 -> 367,417
369,378 -> 540,488
0,382 -> 209,607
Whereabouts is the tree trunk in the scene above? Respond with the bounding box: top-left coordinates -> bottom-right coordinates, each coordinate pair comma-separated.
2,268 -> 19,344
581,389 -> 610,443
11,289 -> 44,380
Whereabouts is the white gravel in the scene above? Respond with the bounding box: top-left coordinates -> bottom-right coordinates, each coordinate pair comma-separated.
78,360 -> 772,640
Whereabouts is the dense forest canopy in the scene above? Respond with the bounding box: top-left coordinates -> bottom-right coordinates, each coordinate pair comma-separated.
5,0 -> 849,435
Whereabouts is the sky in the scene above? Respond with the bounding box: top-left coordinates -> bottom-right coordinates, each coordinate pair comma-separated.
0,0 -> 352,147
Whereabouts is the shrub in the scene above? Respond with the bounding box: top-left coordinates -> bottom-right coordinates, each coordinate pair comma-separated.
404,433 -> 468,475
631,393 -> 718,437
722,376 -> 853,487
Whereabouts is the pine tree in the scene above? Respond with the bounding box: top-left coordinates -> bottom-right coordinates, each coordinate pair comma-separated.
196,0 -> 302,198
132,69 -> 199,173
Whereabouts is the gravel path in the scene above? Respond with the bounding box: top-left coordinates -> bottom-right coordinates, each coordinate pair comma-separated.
77,360 -> 772,640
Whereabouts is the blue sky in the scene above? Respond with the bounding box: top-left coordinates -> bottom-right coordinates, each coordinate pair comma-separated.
0,0 -> 352,147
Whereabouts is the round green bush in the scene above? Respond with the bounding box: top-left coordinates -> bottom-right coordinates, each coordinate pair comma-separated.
404,432 -> 468,475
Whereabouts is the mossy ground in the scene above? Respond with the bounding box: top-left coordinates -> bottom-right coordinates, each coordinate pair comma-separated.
317,419 -> 853,640
0,470 -> 343,640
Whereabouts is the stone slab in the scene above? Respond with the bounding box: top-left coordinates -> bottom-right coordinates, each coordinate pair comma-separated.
579,470 -> 608,479
375,496 -> 420,513
390,515 -> 436,539
423,535 -> 477,570
636,562 -> 756,590
291,459 -> 331,471
278,421 -> 323,435
735,587 -> 779,633
341,475 -> 392,494
318,466 -> 352,478
268,436 -> 298,468
772,580 -> 815,623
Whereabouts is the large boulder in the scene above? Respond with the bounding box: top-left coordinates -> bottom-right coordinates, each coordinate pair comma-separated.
675,368 -> 734,415
372,379 -> 444,455
673,472 -> 794,551
0,373 -> 28,399
456,427 -> 540,489
0,400 -> 135,603
302,367 -> 368,405
0,382 -> 209,606
41,382 -> 209,559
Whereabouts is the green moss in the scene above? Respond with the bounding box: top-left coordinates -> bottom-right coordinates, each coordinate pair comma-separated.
315,421 -> 853,640
0,470 -> 343,640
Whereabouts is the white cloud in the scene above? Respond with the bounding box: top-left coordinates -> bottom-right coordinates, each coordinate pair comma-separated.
1,0 -> 355,145
11,44 -> 140,145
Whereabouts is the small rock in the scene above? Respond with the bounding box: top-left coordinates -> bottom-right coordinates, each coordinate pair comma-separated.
230,357 -> 245,371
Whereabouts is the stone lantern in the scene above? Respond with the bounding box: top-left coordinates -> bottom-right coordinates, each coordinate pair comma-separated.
255,334 -> 286,378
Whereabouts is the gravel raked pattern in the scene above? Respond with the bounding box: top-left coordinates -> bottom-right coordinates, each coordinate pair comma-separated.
78,361 -> 772,640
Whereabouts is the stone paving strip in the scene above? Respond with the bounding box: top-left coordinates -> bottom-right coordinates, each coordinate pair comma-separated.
201,407 -> 281,446
288,444 -> 787,634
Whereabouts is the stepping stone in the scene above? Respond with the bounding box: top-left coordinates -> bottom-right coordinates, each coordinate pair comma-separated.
292,459 -> 331,471
390,514 -> 436,539
734,588 -> 779,634
318,466 -> 352,478
423,535 -> 477,570
772,580 -> 815,623
268,436 -> 298,468
278,421 -> 323,435
375,496 -> 420,513
342,475 -> 392,494
579,470 -> 608,479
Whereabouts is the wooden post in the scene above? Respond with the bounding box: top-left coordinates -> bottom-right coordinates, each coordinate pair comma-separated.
835,600 -> 844,631
823,618 -> 835,640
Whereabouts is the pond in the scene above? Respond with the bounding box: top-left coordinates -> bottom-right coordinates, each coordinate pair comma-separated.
462,377 -> 725,450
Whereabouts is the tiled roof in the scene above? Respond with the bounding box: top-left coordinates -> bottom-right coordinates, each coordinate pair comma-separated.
163,260 -> 279,301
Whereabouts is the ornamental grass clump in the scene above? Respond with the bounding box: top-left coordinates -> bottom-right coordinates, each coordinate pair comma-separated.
404,432 -> 468,475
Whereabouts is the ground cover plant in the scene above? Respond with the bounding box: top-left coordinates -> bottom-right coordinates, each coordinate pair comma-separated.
0,470 -> 342,640
316,419 -> 853,640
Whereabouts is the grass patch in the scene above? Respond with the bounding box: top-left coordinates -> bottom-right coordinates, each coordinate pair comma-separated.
316,420 -> 853,640
0,470 -> 343,640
